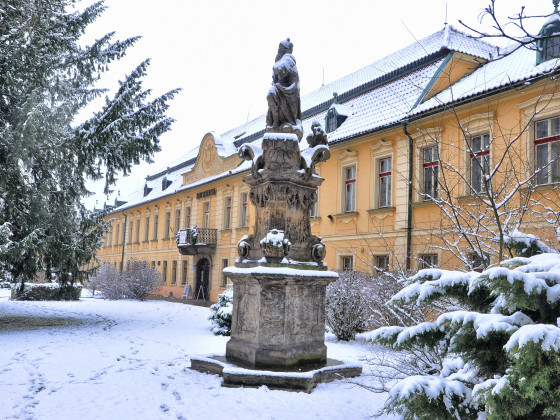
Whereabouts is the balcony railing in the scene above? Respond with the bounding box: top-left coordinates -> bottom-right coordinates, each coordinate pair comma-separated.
177,228 -> 218,255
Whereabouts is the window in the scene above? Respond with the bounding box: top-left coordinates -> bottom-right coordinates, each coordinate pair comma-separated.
135,217 -> 140,243
469,253 -> 489,272
115,223 -> 120,246
469,134 -> 490,193
153,214 -> 159,240
204,202 -> 210,228
326,109 -> 338,133
342,255 -> 353,271
344,165 -> 356,212
419,254 -> 438,269
185,206 -> 191,229
240,192 -> 248,227
224,197 -> 232,229
422,146 -> 439,199
378,157 -> 392,208
164,211 -> 171,238
162,260 -> 168,284
128,218 -> 133,244
171,261 -> 177,285
376,255 -> 390,272
151,261 -> 155,269
535,116 -> 560,185
144,216 -> 150,242
175,209 -> 181,235
181,261 -> 188,285
221,259 -> 229,287
309,192 -> 319,218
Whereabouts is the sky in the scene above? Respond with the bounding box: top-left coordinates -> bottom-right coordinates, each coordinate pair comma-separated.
81,0 -> 553,210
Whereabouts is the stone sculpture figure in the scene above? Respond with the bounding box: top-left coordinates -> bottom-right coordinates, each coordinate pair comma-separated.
266,38 -> 303,141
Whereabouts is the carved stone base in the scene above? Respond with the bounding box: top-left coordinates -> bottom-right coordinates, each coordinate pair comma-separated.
224,267 -> 337,369
190,355 -> 362,393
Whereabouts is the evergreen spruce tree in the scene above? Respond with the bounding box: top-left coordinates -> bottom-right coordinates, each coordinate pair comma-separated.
370,234 -> 560,419
0,1 -> 179,285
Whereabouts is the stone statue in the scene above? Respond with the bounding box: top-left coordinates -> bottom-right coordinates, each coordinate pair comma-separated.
266,38 -> 303,141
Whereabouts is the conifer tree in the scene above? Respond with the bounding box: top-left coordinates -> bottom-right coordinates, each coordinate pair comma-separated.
0,0 -> 179,285
370,235 -> 560,419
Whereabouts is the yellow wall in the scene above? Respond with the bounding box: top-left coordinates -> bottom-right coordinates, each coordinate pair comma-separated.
95,76 -> 560,301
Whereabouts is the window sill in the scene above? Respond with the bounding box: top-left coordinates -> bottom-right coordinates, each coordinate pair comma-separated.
333,211 -> 359,223
367,207 -> 395,220
220,228 -> 232,233
310,216 -> 321,227
412,200 -> 437,208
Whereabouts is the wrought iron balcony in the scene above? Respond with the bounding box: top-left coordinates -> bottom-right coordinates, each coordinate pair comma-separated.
177,227 -> 218,255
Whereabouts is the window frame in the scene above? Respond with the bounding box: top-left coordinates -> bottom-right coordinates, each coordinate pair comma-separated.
422,145 -> 439,200
164,211 -> 171,239
534,116 -> 560,185
174,209 -> 181,235
224,196 -> 232,230
185,206 -> 191,229
221,258 -> 229,288
378,157 -> 392,208
144,215 -> 150,242
153,214 -> 159,240
418,254 -> 438,269
468,133 -> 491,194
162,260 -> 168,284
343,164 -> 356,213
171,260 -> 177,285
203,201 -> 210,228
341,255 -> 354,271
375,255 -> 390,273
240,192 -> 248,228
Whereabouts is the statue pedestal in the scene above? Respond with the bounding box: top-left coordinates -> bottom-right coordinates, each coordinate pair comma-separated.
224,266 -> 337,369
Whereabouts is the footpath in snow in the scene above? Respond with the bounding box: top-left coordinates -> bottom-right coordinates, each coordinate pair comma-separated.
0,290 -> 393,420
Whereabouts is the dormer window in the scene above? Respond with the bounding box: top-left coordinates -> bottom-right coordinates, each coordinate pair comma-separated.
325,92 -> 350,133
161,168 -> 172,191
143,182 -> 153,197
162,176 -> 172,191
537,6 -> 560,65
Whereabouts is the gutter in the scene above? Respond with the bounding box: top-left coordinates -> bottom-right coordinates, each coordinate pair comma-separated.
402,121 -> 414,271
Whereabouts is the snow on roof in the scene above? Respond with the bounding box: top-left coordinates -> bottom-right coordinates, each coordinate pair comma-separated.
220,26 -> 497,147
109,27 -> 502,213
411,44 -> 560,117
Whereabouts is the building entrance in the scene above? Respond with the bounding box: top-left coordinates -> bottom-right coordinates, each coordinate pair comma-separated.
195,258 -> 210,301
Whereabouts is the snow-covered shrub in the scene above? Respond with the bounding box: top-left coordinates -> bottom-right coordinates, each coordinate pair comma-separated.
369,252 -> 560,419
0,281 -> 12,289
326,270 -> 372,341
88,259 -> 162,300
121,259 -> 163,301
11,283 -> 82,301
209,287 -> 233,336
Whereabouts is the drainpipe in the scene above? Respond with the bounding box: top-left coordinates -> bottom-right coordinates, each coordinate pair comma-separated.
402,121 -> 414,271
121,210 -> 127,273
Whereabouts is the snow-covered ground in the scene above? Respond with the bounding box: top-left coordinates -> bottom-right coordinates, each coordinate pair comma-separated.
0,289 -> 394,420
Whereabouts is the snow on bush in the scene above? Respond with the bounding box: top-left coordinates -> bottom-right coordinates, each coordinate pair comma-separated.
209,287 -> 233,336
326,270 -> 371,341
327,270 -> 426,341
369,252 -> 560,419
11,283 -> 82,301
88,259 -> 162,301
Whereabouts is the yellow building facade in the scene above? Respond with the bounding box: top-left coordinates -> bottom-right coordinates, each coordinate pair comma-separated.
95,24 -> 560,302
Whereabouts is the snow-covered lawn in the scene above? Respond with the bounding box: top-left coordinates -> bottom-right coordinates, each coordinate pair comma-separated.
0,290 -> 393,420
